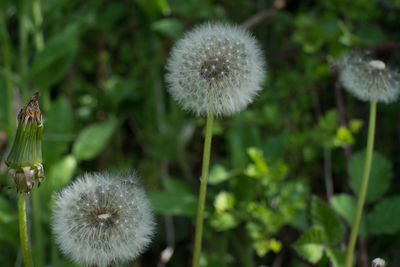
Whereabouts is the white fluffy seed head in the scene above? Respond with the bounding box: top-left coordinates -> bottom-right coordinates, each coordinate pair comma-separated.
166,22 -> 266,117
371,258 -> 386,267
52,172 -> 155,266
339,53 -> 400,103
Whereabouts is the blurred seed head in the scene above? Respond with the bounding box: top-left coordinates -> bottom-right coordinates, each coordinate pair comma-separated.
52,172 -> 155,266
372,258 -> 386,267
6,92 -> 44,193
166,22 -> 266,117
339,53 -> 400,103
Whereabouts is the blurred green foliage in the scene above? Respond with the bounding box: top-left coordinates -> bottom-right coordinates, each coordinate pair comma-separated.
1,0 -> 400,266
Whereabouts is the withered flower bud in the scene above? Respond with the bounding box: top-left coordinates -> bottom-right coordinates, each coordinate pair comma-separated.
6,92 -> 44,193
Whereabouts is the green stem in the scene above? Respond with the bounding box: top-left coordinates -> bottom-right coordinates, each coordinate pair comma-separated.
192,111 -> 214,267
31,1 -> 45,264
18,193 -> 34,267
344,101 -> 376,267
31,192 -> 43,266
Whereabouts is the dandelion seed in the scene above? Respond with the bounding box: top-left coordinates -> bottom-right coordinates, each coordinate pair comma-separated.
339,53 -> 400,103
52,172 -> 155,266
166,22 -> 266,116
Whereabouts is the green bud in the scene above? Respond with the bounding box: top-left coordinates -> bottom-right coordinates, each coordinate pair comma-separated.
6,92 -> 44,193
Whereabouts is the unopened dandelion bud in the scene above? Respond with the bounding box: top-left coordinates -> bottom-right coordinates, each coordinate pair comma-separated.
6,92 -> 44,193
372,258 -> 386,267
52,172 -> 155,266
339,53 -> 400,103
166,22 -> 266,117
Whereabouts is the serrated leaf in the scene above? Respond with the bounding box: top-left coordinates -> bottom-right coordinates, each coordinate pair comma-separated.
72,119 -> 117,161
311,197 -> 346,245
331,194 -> 366,236
293,226 -> 326,264
367,195 -> 400,234
349,150 -> 392,203
324,247 -> 345,267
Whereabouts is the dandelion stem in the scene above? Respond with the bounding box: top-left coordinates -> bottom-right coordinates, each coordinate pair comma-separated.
18,193 -> 34,267
31,1 -> 46,264
192,111 -> 214,267
345,101 -> 376,267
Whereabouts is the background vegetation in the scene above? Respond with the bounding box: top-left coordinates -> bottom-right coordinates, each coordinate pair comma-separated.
1,0 -> 400,266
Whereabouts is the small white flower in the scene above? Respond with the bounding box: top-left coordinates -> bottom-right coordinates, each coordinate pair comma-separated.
166,22 -> 266,116
52,172 -> 155,266
339,53 -> 400,103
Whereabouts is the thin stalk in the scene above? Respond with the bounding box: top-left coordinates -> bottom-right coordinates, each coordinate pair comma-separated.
344,101 -> 376,267
18,193 -> 34,267
31,192 -> 43,266
31,1 -> 45,264
192,111 -> 214,267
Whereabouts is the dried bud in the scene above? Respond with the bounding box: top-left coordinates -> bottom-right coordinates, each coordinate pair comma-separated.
6,92 -> 44,193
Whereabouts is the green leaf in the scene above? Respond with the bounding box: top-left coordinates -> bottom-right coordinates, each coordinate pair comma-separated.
367,195 -> 400,234
324,247 -> 345,267
311,197 -> 345,245
162,177 -> 193,194
42,97 -> 74,165
209,164 -> 230,185
149,191 -> 197,217
210,212 -> 239,232
331,194 -> 366,236
29,24 -> 79,90
293,226 -> 326,264
42,155 -> 77,193
0,196 -> 18,246
72,119 -> 117,161
152,19 -> 184,38
349,150 -> 392,203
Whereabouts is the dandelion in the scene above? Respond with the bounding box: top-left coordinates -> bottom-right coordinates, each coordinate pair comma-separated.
166,22 -> 265,117
371,258 -> 386,267
165,22 -> 266,267
341,53 -> 400,267
52,172 -> 155,266
339,54 -> 400,103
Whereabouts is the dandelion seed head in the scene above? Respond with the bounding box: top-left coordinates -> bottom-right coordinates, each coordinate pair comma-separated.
339,53 -> 400,103
52,172 -> 155,266
166,22 -> 266,116
372,258 -> 386,267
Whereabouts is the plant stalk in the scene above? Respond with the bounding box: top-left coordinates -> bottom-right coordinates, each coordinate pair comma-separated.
31,1 -> 45,264
344,101 -> 376,267
192,111 -> 214,267
18,193 -> 34,267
